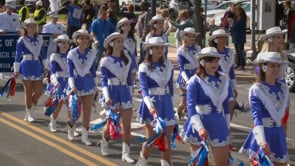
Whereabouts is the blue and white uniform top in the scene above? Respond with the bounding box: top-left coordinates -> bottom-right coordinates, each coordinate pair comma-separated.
145,33 -> 169,59
100,54 -> 133,110
176,45 -> 201,89
181,47 -> 234,146
217,47 -> 236,89
239,52 -> 289,163
0,11 -> 21,32
182,72 -> 234,146
137,60 -> 175,125
14,35 -> 48,80
45,52 -> 68,99
67,48 -> 97,96
239,82 -> 289,163
123,35 -> 138,73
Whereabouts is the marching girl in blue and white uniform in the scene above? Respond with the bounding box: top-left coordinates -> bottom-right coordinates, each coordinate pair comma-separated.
208,28 -> 237,121
67,29 -> 98,145
13,18 -> 48,123
44,34 -> 71,132
258,27 -> 290,132
182,47 -> 234,166
117,17 -> 138,89
136,37 -> 175,166
239,52 -> 289,166
100,32 -> 135,163
175,27 -> 201,120
145,15 -> 169,60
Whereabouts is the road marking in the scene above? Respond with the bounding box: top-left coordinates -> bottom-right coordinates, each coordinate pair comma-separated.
0,112 -> 118,166
0,117 -> 98,166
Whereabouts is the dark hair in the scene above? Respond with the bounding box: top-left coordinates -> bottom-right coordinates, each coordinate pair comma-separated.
145,47 -> 165,71
119,28 -> 135,41
256,64 -> 266,83
141,2 -> 149,11
196,57 -> 220,79
105,45 -> 129,65
235,6 -> 247,20
55,41 -> 70,54
127,4 -> 134,12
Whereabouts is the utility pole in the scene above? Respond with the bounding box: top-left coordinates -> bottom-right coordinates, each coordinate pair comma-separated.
251,0 -> 257,58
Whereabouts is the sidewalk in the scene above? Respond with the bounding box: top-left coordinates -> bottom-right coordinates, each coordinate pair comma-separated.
167,47 -> 256,83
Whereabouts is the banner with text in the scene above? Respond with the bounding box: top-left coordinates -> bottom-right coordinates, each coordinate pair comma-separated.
0,33 -> 51,72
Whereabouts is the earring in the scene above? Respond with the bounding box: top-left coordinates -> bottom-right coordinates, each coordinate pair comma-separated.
149,49 -> 153,55
109,42 -> 114,47
262,65 -> 267,72
268,37 -> 273,42
200,59 -> 204,66
214,38 -> 218,43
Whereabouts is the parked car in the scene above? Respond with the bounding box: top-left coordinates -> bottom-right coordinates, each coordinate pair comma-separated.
207,0 -> 250,29
119,0 -> 132,6
286,49 -> 295,91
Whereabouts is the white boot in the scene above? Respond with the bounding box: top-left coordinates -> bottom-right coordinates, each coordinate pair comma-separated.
121,142 -> 135,163
26,108 -> 35,123
135,151 -> 147,166
100,136 -> 109,156
49,115 -> 57,132
81,127 -> 92,146
67,124 -> 75,141
161,159 -> 170,166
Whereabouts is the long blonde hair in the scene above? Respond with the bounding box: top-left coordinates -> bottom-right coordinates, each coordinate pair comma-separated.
260,41 -> 287,61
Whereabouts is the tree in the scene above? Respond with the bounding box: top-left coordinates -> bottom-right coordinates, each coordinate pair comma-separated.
191,0 -> 205,47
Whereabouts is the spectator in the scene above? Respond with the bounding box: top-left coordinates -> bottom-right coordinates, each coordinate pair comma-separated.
135,1 -> 152,64
33,0 -> 47,33
159,8 -> 172,36
18,0 -> 29,23
231,6 -> 247,71
63,0 -> 83,39
276,0 -> 285,27
170,10 -> 194,48
285,0 -> 294,26
81,0 -> 95,32
120,4 -> 137,32
107,8 -> 117,27
290,21 -> 295,49
107,0 -> 117,17
0,0 -> 21,33
220,3 -> 236,32
0,0 -> 21,80
92,1 -> 100,17
42,12 -> 65,58
90,5 -> 115,65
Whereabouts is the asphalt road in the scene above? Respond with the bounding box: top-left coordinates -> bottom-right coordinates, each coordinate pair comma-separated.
0,72 -> 295,166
